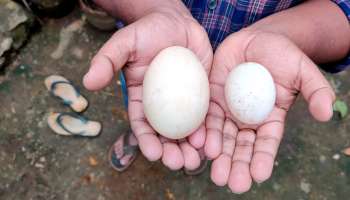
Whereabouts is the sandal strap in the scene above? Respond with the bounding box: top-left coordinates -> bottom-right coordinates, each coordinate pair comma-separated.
56,113 -> 87,136
110,149 -> 124,168
123,144 -> 138,155
119,71 -> 128,109
50,81 -> 80,104
109,132 -> 138,171
122,132 -> 138,154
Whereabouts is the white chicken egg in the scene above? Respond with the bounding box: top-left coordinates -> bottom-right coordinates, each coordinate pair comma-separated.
225,62 -> 276,124
143,46 -> 209,139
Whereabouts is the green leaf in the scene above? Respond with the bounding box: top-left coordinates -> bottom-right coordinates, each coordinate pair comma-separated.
333,99 -> 348,119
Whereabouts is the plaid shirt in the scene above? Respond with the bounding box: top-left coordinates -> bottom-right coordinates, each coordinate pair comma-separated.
182,0 -> 350,73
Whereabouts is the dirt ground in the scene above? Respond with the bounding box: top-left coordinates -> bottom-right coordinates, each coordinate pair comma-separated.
1,10 -> 350,200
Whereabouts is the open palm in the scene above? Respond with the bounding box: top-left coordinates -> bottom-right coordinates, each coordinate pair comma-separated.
83,7 -> 213,170
206,30 -> 335,193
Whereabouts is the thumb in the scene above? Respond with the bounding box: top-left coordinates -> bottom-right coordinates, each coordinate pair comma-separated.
83,26 -> 135,90
299,56 -> 335,122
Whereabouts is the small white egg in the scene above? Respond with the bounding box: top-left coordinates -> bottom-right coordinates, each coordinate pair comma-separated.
143,46 -> 209,139
225,62 -> 276,124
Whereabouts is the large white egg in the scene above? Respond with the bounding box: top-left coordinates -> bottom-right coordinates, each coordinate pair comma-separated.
225,62 -> 276,124
143,46 -> 209,139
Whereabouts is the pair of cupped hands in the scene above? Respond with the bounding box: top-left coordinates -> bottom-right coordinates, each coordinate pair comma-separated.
82,2 -> 334,194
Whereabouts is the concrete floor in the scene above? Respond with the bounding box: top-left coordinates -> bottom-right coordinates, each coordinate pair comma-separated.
1,11 -> 350,200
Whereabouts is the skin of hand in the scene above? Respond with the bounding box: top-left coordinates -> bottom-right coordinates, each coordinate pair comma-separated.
83,0 -> 213,171
206,0 -> 350,194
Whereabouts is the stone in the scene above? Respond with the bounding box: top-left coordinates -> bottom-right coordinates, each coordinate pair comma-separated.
0,35 -> 12,56
0,0 -> 29,32
300,180 -> 311,194
0,0 -> 35,69
332,154 -> 340,160
319,155 -> 326,163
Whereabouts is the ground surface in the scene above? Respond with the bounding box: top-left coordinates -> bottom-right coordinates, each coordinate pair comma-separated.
1,10 -> 350,200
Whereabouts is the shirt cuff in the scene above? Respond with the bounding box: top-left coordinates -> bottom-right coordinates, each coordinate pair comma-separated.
322,0 -> 350,73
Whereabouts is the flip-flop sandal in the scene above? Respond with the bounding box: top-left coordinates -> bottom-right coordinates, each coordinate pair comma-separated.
107,71 -> 138,171
47,112 -> 102,137
108,132 -> 139,172
45,75 -> 88,113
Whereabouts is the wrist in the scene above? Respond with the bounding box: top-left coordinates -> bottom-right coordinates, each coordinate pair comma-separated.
237,28 -> 295,53
244,20 -> 319,60
94,0 -> 192,23
242,0 -> 350,64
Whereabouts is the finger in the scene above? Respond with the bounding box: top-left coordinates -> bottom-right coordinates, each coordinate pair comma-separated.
222,119 -> 238,156
205,101 -> 224,159
180,142 -> 201,170
228,161 -> 252,194
211,155 -> 231,186
188,124 -> 206,149
205,33 -> 246,159
211,119 -> 238,186
154,101 -> 184,171
83,26 -> 135,90
162,142 -> 184,170
228,130 -> 255,194
250,107 -> 285,183
298,57 -> 335,121
128,85 -> 162,161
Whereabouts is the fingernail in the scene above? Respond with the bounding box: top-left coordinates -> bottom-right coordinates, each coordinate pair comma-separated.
84,65 -> 96,80
82,72 -> 92,87
255,179 -> 264,184
231,190 -> 244,195
83,73 -> 89,83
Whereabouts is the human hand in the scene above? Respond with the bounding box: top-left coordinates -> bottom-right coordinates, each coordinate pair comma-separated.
83,2 -> 213,170
206,30 -> 335,193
